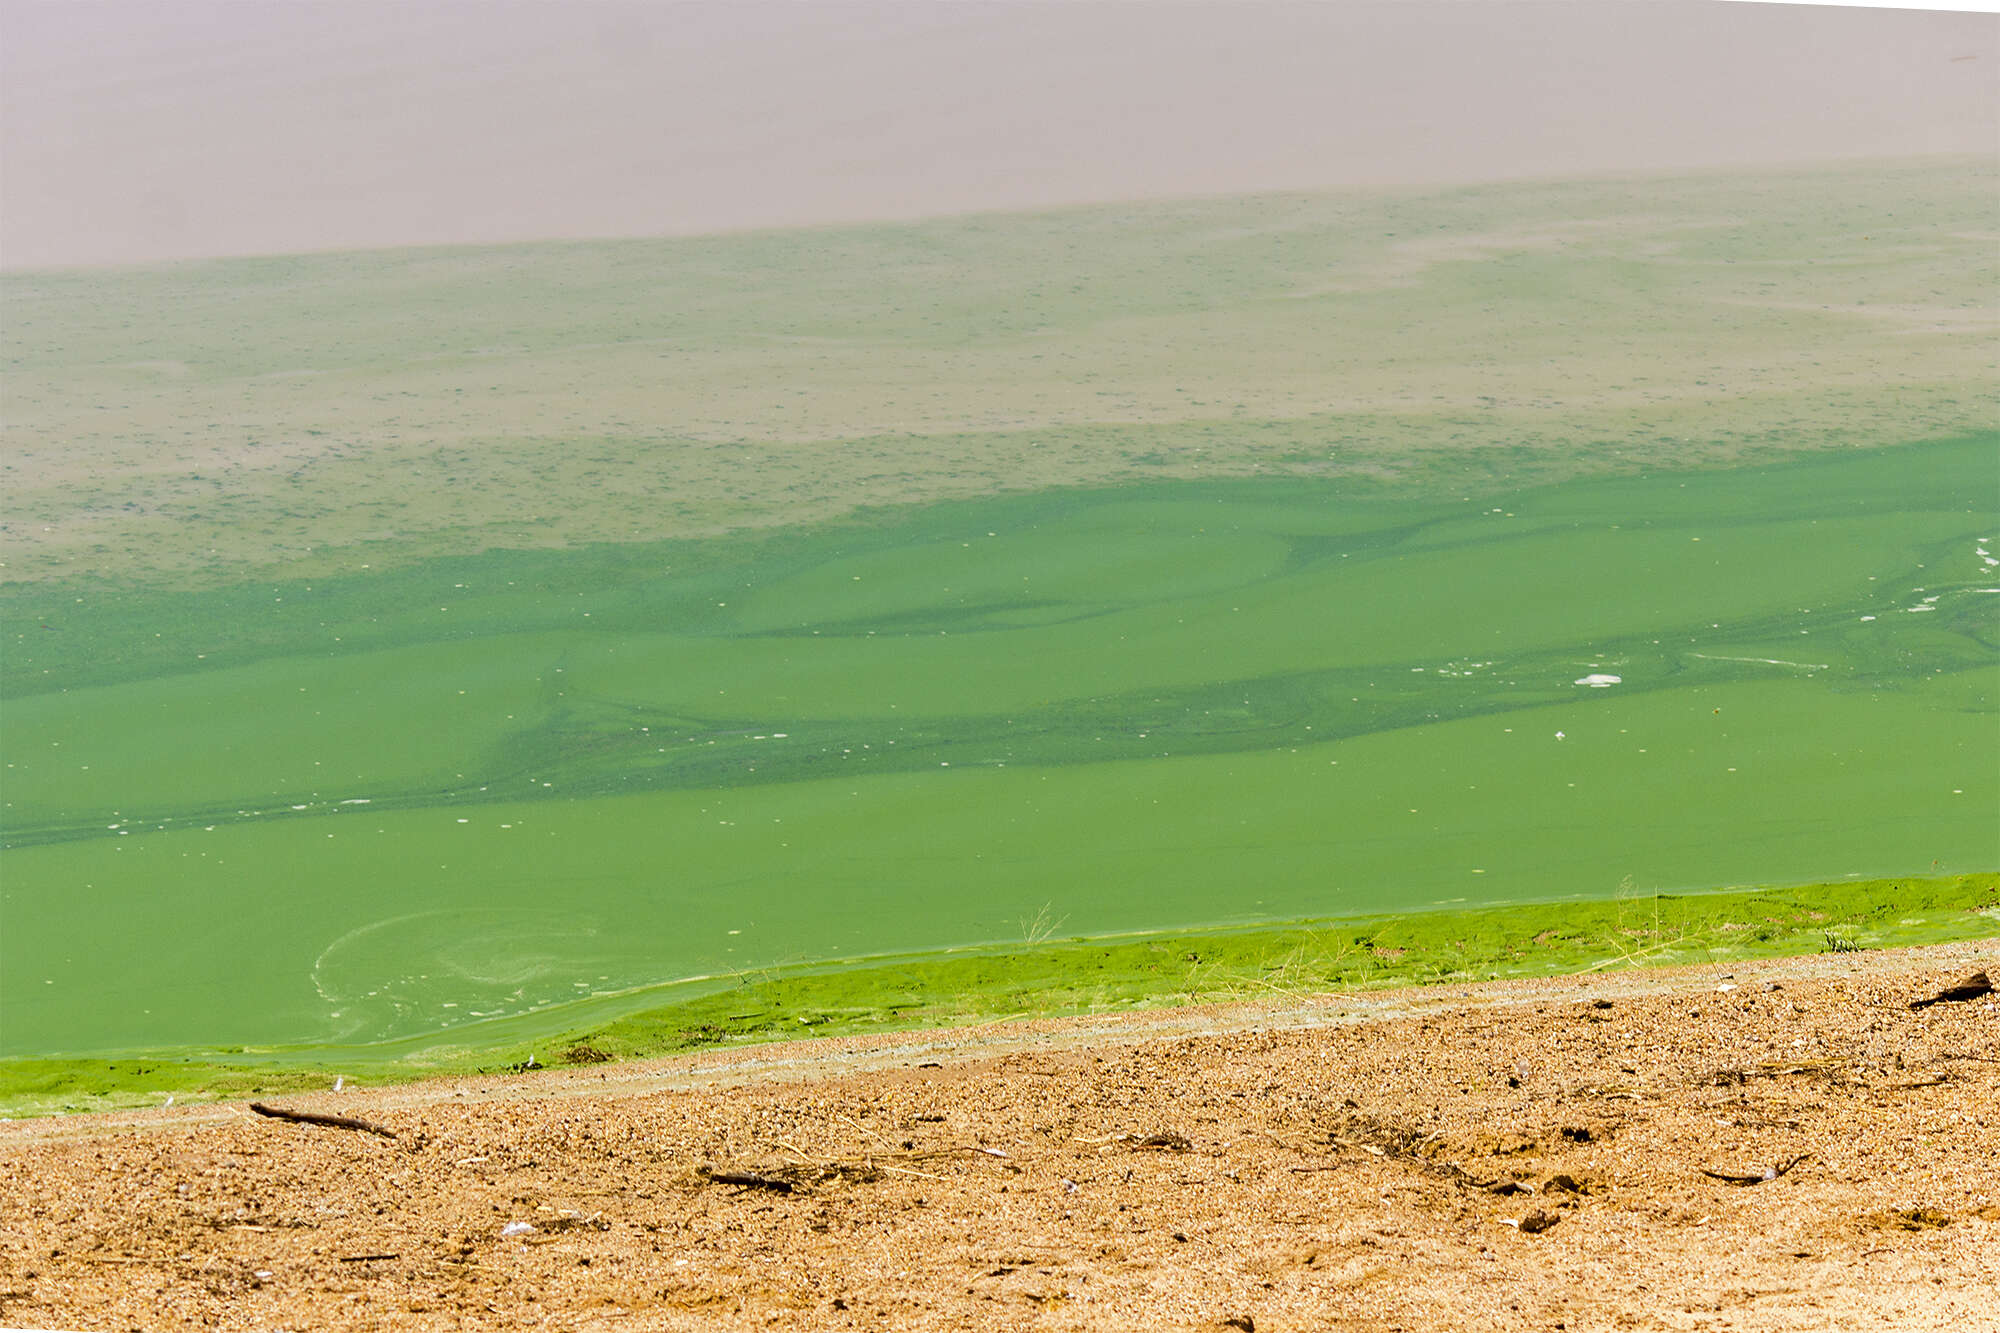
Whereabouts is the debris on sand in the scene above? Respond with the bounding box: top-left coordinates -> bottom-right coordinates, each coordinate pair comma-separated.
698,1167 -> 795,1193
248,1101 -> 397,1140
1509,1210 -> 1562,1234
1700,1154 -> 1810,1186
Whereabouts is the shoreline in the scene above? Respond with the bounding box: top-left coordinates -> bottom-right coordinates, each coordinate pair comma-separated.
5,939 -> 1994,1329
7,871 -> 1993,1120
9,935 -> 1994,1148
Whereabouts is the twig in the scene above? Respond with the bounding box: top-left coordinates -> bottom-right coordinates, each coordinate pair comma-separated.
698,1166 -> 793,1193
837,1112 -> 893,1145
1221,1129 -> 1305,1154
338,1253 -> 401,1263
249,1101 -> 396,1140
1700,1154 -> 1810,1186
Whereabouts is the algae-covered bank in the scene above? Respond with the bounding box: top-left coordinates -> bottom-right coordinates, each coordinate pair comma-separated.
4,874 -> 1993,1119
3,162 -> 1996,1109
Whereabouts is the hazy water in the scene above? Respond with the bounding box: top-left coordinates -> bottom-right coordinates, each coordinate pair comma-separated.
6,1 -> 1992,269
3,435 -> 1993,1057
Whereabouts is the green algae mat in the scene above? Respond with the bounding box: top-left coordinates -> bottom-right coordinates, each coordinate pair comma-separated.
4,873 -> 1994,1118
4,434 -> 1995,1071
3,163 -> 1996,1105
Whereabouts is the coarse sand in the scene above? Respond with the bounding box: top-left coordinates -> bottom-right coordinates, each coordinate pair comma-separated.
4,941 -> 1995,1331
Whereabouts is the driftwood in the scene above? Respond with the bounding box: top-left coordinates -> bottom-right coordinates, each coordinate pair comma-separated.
249,1101 -> 397,1140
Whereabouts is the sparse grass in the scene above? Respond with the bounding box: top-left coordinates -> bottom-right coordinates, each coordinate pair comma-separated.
1020,903 -> 1067,947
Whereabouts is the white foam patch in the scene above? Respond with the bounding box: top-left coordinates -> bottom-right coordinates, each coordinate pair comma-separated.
1574,673 -> 1621,687
1689,652 -> 1827,670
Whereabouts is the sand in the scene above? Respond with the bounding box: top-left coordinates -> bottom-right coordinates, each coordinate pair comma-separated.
4,941 -> 1996,1331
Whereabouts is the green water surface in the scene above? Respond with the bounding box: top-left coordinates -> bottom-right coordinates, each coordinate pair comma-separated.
3,435 -> 1995,1057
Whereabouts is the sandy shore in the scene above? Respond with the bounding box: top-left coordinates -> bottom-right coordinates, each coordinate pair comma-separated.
4,940 -> 1996,1331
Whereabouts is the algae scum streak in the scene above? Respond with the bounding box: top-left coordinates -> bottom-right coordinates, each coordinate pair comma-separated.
1,163 -> 1996,1068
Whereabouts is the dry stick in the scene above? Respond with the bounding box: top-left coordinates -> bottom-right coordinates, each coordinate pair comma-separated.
1888,1075 -> 1952,1090
1700,1153 -> 1811,1186
772,1137 -> 817,1166
837,1111 -> 893,1146
249,1101 -> 397,1140
698,1167 -> 794,1193
338,1253 -> 401,1263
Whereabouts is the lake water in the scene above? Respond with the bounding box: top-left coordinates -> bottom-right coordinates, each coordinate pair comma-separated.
2,434 -> 1994,1057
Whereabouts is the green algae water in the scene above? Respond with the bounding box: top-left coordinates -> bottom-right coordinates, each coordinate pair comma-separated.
4,434 -> 1995,1061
